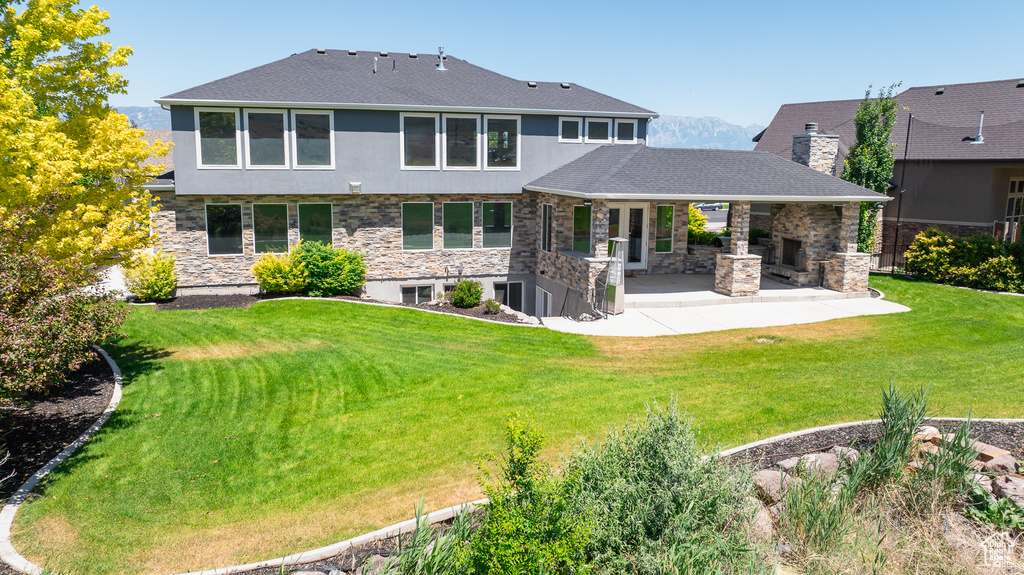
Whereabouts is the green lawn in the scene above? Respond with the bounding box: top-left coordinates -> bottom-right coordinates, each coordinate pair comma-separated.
13,275 -> 1024,574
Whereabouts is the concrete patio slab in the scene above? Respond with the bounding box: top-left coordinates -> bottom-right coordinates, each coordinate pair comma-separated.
623,274 -> 869,308
543,298 -> 910,337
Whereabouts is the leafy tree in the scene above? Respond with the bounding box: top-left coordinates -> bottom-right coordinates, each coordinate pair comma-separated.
0,0 -> 169,269
841,84 -> 900,253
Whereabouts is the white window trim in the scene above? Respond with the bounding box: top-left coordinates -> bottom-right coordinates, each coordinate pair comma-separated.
204,203 -> 245,256
442,201 -> 475,250
253,203 -> 290,254
441,114 -> 481,170
615,119 -> 638,144
297,202 -> 334,245
655,204 -> 674,253
195,107 -> 241,169
541,203 -> 554,253
400,113 -> 440,170
536,286 -> 553,317
291,109 -> 335,170
243,108 -> 290,170
484,115 -> 521,171
573,204 -> 593,255
584,118 -> 612,144
401,201 -> 435,251
558,117 -> 583,143
481,201 -> 514,250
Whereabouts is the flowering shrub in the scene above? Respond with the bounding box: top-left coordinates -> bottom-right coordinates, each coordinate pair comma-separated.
124,251 -> 177,301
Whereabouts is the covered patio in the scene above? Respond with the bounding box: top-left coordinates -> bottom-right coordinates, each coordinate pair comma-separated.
623,273 -> 870,308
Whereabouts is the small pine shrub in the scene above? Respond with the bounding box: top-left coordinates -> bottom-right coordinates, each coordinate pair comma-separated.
687,203 -> 708,234
125,251 -> 177,301
449,278 -> 482,308
252,249 -> 309,294
484,298 -> 501,314
293,241 -> 366,297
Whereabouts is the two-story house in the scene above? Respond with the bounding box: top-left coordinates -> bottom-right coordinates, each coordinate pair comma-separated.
150,49 -> 886,317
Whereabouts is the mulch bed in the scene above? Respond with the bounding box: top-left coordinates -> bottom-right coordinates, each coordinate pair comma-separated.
0,353 -> 115,505
147,293 -> 529,324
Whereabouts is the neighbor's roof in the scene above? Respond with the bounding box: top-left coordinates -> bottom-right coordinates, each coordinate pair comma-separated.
755,78 -> 1024,162
525,145 -> 889,203
140,129 -> 174,190
157,49 -> 655,118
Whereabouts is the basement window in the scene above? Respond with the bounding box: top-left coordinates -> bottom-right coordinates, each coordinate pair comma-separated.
401,285 -> 433,304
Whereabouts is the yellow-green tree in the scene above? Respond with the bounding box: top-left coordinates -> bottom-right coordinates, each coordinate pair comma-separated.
0,0 -> 170,268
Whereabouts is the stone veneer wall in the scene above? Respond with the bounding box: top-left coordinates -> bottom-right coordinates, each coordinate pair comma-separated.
152,192 -> 535,287
532,192 -> 611,304
791,133 -> 839,176
714,254 -> 761,296
645,203 -> 690,274
824,252 -> 870,292
769,203 -> 842,262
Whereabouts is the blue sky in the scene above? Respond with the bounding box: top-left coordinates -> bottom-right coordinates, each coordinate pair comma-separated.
98,0 -> 1023,126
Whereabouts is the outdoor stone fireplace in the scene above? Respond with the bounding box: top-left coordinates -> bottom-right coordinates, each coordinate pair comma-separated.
763,203 -> 841,286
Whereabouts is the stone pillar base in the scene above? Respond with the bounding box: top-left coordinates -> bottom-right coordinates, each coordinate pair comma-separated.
715,254 -> 762,297
824,252 -> 870,293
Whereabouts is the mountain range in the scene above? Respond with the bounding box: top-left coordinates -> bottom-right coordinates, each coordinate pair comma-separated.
116,107 -> 764,151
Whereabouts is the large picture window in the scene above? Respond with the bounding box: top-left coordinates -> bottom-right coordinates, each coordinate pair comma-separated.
485,116 -> 519,169
655,205 -> 673,253
293,111 -> 333,167
482,202 -> 512,248
443,202 -> 473,249
196,109 -> 239,167
541,203 -> 553,252
444,115 -> 479,169
402,202 -> 434,250
573,205 -> 592,254
206,204 -> 243,255
254,204 -> 289,253
299,203 -> 332,245
245,110 -> 287,167
402,114 -> 438,168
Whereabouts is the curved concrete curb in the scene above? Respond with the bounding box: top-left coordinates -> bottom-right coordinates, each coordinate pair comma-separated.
253,296 -> 544,328
0,345 -> 124,575
173,498 -> 490,575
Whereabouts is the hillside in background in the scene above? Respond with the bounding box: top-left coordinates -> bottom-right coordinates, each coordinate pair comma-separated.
116,106 -> 765,151
647,115 -> 764,150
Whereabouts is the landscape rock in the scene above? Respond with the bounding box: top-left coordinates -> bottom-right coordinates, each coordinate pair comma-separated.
754,469 -> 801,504
919,442 -> 940,456
775,542 -> 792,555
355,555 -> 389,575
972,441 -> 1012,463
829,445 -> 859,464
778,453 -> 840,476
292,571 -> 326,575
745,497 -> 774,543
982,453 -> 1019,474
969,473 -> 994,495
992,476 -> 1024,508
914,426 -> 940,443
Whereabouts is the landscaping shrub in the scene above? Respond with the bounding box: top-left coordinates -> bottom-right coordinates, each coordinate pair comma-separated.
449,278 -> 483,308
563,402 -> 758,575
782,467 -> 854,555
749,227 -> 770,244
379,500 -> 474,575
293,241 -> 366,297
124,251 -> 177,301
466,417 -> 591,574
252,248 -> 309,294
483,298 -> 501,314
687,204 -> 708,234
904,228 -> 1024,292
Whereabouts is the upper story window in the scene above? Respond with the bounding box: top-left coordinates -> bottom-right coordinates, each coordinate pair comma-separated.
443,115 -> 480,170
244,109 -> 288,168
615,119 -> 638,144
196,108 -> 240,168
559,117 -> 582,143
292,111 -> 334,168
585,119 -> 611,144
485,116 -> 520,170
401,113 -> 439,169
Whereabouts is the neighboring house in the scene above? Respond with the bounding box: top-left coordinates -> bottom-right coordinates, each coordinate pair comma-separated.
149,48 -> 885,317
754,79 -> 1024,250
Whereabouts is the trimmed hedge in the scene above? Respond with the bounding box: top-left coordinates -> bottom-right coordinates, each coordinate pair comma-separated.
252,241 -> 365,297
904,228 -> 1024,293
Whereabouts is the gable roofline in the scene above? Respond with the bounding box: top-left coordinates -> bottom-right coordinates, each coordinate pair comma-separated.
153,97 -> 658,119
522,185 -> 887,204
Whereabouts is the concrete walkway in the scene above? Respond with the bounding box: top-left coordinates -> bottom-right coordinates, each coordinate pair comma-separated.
543,297 -> 910,337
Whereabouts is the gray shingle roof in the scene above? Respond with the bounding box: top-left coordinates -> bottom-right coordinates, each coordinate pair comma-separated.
755,79 -> 1024,162
526,145 -> 888,202
158,50 -> 655,117
140,129 -> 174,188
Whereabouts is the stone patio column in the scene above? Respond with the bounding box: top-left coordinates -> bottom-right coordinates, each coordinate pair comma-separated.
591,200 -> 609,258
715,201 -> 761,297
824,202 -> 870,293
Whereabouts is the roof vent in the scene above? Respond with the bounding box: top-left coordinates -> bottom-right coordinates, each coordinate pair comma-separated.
935,87 -> 945,95
804,122 -> 818,134
409,53 -> 418,58
1017,79 -> 1024,88
348,50 -> 357,55
560,83 -> 571,89
315,48 -> 327,55
971,110 -> 985,144
527,81 -> 537,88
437,46 -> 447,71
379,51 -> 389,57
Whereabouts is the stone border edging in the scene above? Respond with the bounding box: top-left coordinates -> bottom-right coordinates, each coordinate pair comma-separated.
252,296 -> 545,328
0,345 -> 125,575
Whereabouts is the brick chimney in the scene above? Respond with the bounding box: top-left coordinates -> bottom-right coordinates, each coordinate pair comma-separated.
792,122 -> 839,175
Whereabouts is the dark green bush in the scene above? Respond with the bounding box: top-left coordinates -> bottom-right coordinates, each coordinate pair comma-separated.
904,228 -> 1024,293
749,227 -> 770,244
449,278 -> 483,308
293,241 -> 366,297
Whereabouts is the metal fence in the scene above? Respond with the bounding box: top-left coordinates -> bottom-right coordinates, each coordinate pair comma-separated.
870,243 -> 913,273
